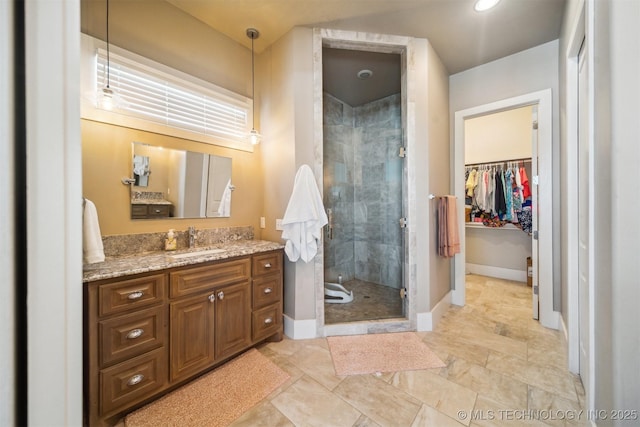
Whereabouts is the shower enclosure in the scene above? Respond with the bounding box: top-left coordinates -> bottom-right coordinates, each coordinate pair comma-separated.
322,54 -> 405,324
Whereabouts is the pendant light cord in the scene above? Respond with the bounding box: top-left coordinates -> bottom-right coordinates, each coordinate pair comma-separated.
251,34 -> 255,128
106,0 -> 110,88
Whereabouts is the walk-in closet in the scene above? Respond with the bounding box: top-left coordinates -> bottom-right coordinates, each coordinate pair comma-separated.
464,105 -> 537,314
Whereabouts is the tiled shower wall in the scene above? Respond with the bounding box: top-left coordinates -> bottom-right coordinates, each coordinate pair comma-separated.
323,92 -> 403,289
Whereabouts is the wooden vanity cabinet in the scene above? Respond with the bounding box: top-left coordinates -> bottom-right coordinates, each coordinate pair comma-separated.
85,250 -> 283,427
131,204 -> 171,219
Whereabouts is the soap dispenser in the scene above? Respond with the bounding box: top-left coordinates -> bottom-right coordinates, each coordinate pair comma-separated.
165,229 -> 177,251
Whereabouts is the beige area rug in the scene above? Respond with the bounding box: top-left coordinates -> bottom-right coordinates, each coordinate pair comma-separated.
327,332 -> 446,376
125,349 -> 290,427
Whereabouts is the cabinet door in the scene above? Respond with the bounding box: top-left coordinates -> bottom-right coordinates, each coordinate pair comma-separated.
169,293 -> 215,382
214,280 -> 251,360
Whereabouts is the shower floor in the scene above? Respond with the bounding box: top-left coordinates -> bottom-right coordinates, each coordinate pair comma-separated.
324,279 -> 404,324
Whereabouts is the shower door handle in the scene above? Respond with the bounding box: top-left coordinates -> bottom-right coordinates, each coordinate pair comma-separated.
326,208 -> 334,240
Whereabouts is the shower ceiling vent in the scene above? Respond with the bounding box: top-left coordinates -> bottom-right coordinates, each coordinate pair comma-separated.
357,69 -> 373,80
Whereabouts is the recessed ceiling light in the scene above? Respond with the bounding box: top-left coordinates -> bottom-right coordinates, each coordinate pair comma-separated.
357,69 -> 373,80
474,0 -> 500,12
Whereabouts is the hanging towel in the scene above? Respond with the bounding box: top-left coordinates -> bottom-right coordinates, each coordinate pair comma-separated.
83,198 -> 105,264
217,179 -> 232,217
281,165 -> 328,263
437,195 -> 460,258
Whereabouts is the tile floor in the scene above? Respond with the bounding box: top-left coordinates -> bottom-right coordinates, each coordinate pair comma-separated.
231,275 -> 587,427
324,279 -> 404,324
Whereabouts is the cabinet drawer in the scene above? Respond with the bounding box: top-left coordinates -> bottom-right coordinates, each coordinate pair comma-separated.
147,205 -> 171,218
99,306 -> 166,368
252,304 -> 282,342
170,257 -> 250,298
100,348 -> 167,416
131,204 -> 148,219
98,274 -> 166,317
252,273 -> 282,310
253,251 -> 282,277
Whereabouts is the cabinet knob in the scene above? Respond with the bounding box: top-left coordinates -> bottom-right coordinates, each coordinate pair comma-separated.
263,317 -> 273,324
126,328 -> 144,340
217,291 -> 224,300
154,209 -> 161,213
127,291 -> 144,300
208,294 -> 216,303
263,287 -> 273,294
264,263 -> 272,269
127,374 -> 144,387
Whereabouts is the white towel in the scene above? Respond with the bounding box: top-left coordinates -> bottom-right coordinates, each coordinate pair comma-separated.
217,179 -> 232,217
83,199 -> 105,264
281,165 -> 328,263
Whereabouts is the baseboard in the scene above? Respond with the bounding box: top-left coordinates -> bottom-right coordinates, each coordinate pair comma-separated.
466,263 -> 527,283
283,315 -> 317,340
417,291 -> 451,331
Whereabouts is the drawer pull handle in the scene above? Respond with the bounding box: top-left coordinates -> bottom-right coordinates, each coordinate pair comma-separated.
264,317 -> 273,325
154,209 -> 161,213
217,291 -> 224,300
127,291 -> 144,300
127,374 -> 144,386
208,294 -> 216,303
126,328 -> 144,340
264,263 -> 272,269
263,287 -> 273,294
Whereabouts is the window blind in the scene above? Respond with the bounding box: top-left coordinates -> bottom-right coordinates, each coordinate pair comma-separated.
96,49 -> 250,143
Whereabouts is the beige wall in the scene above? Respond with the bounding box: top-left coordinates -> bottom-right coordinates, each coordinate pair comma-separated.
80,0 -> 251,98
80,0 -> 264,237
464,106 -> 533,164
82,119 -> 263,236
425,40 -> 452,310
261,27 -> 317,320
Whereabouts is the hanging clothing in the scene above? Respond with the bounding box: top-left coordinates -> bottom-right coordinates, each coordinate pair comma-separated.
466,169 -> 477,197
494,170 -> 506,216
520,167 -> 531,199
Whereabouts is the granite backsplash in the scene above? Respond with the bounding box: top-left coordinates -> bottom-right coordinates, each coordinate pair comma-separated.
101,225 -> 255,257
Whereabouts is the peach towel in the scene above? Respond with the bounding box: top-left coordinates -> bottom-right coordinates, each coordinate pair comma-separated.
437,195 -> 460,258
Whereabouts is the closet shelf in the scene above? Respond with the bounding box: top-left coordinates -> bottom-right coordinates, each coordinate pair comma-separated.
465,222 -> 521,231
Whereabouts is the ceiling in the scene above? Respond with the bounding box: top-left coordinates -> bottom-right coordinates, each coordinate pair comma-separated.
166,0 -> 566,106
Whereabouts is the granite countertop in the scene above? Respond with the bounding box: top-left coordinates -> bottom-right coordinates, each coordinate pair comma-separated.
83,239 -> 284,283
131,199 -> 173,205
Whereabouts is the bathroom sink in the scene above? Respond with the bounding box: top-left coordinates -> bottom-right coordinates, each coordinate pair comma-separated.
169,248 -> 226,259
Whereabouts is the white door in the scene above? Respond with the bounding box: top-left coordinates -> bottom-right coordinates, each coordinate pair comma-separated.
530,106 -> 539,320
577,38 -> 591,400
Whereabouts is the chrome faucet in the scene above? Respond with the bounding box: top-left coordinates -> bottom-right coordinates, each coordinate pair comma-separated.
188,226 -> 197,248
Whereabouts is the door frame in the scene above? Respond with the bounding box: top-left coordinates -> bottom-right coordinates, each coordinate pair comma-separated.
452,89 -> 559,330
313,29 -> 415,337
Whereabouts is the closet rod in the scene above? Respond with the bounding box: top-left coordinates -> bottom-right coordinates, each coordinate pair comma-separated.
465,157 -> 531,167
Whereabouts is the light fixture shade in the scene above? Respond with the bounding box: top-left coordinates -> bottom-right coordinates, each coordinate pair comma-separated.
249,128 -> 262,145
474,0 -> 500,12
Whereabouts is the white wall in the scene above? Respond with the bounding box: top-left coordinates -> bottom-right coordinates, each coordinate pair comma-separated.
559,0 -> 640,418
608,0 -> 640,414
465,106 -> 533,163
26,0 -> 83,424
450,40 -> 560,309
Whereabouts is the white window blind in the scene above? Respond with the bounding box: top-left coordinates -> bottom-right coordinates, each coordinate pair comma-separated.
95,49 -> 251,144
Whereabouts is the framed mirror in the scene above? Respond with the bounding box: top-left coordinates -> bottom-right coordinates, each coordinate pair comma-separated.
130,142 -> 232,219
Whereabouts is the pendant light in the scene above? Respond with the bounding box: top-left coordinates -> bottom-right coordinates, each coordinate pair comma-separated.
96,0 -> 120,110
246,28 -> 261,145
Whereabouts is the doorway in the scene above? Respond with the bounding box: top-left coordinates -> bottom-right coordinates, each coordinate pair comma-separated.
321,47 -> 405,324
313,29 -> 416,337
462,105 -> 538,318
453,89 -> 558,330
